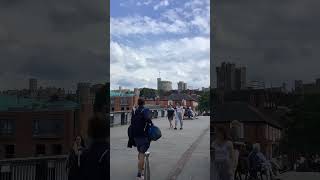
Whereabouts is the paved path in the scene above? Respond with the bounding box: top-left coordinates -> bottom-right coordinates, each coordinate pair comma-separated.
110,116 -> 210,180
277,172 -> 320,180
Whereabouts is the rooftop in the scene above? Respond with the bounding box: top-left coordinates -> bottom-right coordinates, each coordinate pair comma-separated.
110,91 -> 136,97
168,93 -> 197,101
0,95 -> 79,112
214,102 -> 282,128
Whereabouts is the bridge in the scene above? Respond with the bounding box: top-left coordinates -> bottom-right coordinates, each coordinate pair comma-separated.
110,116 -> 210,180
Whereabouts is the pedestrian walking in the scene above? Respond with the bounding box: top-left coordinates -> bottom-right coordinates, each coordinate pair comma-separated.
80,114 -> 109,180
174,103 -> 183,130
167,105 -> 175,129
66,136 -> 86,180
212,127 -> 235,180
130,98 -> 153,180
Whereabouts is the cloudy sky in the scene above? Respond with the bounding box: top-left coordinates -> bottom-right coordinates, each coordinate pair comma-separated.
110,0 -> 210,90
0,0 -> 108,91
213,0 -> 320,89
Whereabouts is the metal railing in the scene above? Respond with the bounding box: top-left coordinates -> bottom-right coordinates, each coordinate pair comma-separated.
0,155 -> 67,180
144,152 -> 150,180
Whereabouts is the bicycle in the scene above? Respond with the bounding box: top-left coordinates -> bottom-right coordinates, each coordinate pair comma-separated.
144,152 -> 151,180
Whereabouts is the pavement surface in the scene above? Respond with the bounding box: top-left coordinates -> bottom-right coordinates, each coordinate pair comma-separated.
277,172 -> 320,180
110,116 -> 210,180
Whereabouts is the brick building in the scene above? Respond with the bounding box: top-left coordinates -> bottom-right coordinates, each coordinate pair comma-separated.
167,93 -> 198,110
213,102 -> 282,159
0,95 -> 89,159
110,91 -> 139,112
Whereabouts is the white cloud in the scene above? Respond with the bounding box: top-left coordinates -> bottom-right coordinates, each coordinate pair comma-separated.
153,0 -> 170,10
111,15 -> 189,36
110,36 -> 209,89
136,0 -> 153,6
111,0 -> 210,90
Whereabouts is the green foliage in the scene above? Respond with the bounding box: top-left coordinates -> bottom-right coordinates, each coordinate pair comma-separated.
140,88 -> 158,99
282,94 -> 320,153
198,91 -> 210,113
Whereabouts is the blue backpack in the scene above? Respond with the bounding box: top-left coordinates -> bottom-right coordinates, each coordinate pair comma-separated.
148,124 -> 162,141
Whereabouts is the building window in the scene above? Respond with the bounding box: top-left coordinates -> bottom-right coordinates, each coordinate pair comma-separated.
81,104 -> 85,112
111,107 -> 114,111
33,119 -> 63,137
121,107 -> 124,111
264,125 -> 267,140
4,145 -> 15,158
36,144 -> 46,156
239,123 -> 244,139
0,119 -> 14,135
111,98 -> 115,105
120,97 -> 128,105
52,144 -> 62,155
127,107 -> 130,111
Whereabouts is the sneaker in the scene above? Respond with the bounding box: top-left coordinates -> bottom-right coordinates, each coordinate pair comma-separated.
180,128 -> 183,130
137,172 -> 143,180
174,127 -> 177,130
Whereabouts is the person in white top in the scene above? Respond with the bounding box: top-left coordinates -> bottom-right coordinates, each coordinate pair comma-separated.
174,103 -> 183,130
211,127 -> 235,180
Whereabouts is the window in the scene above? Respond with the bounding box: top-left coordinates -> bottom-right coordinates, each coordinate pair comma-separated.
120,97 -> 128,105
111,107 -> 114,111
81,104 -> 85,112
36,144 -> 46,156
4,145 -> 15,158
121,107 -> 124,111
127,107 -> 130,110
52,144 -> 62,155
265,125 -> 269,140
33,119 -> 63,137
0,119 -> 14,135
111,98 -> 115,105
239,123 -> 244,139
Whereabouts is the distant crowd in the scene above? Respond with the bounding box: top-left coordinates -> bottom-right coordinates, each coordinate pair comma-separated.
212,127 -> 290,180
294,154 -> 320,172
166,104 -> 197,130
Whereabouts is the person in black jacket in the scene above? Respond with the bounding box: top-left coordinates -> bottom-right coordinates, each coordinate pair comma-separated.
131,98 -> 153,180
66,136 -> 86,180
80,109 -> 109,179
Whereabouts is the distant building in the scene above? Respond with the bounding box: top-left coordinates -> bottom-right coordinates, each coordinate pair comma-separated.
294,80 -> 303,93
235,67 -> 247,90
294,79 -> 320,94
247,80 -> 265,90
216,62 -> 246,91
202,87 -> 210,92
29,78 -> 37,92
0,94 -> 88,159
110,91 -> 139,112
134,88 -> 140,97
157,78 -> 172,92
178,81 -> 187,91
167,93 -> 198,110
214,102 -> 282,159
77,83 -> 94,104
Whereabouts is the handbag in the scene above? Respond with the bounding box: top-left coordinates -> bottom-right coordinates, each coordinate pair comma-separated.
147,124 -> 162,141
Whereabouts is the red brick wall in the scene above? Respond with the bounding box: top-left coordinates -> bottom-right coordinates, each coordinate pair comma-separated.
111,96 -> 137,112
214,122 -> 278,158
0,110 -> 77,159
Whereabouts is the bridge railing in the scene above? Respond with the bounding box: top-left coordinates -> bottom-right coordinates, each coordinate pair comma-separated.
0,155 -> 68,180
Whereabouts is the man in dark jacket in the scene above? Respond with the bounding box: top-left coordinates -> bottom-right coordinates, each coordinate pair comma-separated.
131,98 -> 152,180
80,114 -> 109,180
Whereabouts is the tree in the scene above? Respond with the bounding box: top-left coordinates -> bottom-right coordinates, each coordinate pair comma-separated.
281,94 -> 320,154
49,94 -> 59,101
139,88 -> 158,99
198,91 -> 210,113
